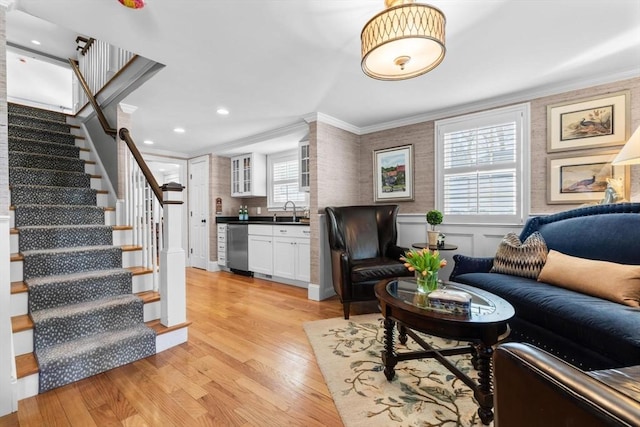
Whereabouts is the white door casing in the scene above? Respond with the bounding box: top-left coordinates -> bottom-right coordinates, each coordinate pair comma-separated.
188,156 -> 209,269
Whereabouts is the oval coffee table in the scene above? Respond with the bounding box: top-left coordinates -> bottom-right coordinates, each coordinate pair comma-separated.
375,278 -> 515,425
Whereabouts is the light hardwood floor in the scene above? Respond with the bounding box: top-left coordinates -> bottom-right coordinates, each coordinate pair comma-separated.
0,268 -> 377,427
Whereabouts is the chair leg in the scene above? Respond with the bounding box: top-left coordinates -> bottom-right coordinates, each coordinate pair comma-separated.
343,302 -> 350,319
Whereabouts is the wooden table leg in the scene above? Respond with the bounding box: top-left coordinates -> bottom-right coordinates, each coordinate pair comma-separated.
474,343 -> 495,425
382,317 -> 397,381
398,323 -> 408,345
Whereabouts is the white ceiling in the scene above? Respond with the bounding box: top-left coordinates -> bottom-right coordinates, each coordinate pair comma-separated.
6,0 -> 640,158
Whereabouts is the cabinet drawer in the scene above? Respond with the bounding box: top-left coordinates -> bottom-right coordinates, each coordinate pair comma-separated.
248,224 -> 273,236
273,225 -> 310,239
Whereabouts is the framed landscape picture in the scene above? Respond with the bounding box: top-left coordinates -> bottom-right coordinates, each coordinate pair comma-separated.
547,90 -> 630,153
373,145 -> 414,202
547,151 -> 629,204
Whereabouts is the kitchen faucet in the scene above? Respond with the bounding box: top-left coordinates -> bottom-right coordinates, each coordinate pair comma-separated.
284,200 -> 297,222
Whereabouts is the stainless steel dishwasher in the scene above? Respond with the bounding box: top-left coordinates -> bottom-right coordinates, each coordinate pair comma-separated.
227,223 -> 250,274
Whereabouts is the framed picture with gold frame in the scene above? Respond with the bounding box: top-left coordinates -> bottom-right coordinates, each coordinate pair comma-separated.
547,150 -> 629,204
547,90 -> 630,153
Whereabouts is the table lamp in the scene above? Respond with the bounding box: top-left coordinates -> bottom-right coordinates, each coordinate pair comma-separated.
613,126 -> 640,165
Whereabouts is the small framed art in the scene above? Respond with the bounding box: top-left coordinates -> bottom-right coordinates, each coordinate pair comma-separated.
547,151 -> 629,204
373,145 -> 414,202
547,90 -> 630,153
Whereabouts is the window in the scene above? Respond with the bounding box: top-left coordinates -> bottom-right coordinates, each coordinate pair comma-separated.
267,149 -> 309,209
435,104 -> 530,225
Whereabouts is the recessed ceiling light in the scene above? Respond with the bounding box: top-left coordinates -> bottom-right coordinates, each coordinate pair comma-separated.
217,108 -> 229,115
143,140 -> 154,145
173,127 -> 185,133
31,40 -> 41,46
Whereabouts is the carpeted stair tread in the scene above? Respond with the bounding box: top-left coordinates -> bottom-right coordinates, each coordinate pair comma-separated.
9,137 -> 80,158
9,167 -> 91,188
27,268 -> 131,312
9,151 -> 85,173
18,224 -> 113,251
22,245 -> 122,280
14,205 -> 105,227
35,323 -> 156,392
9,124 -> 76,145
9,113 -> 72,133
9,103 -> 68,122
11,185 -> 97,206
31,294 -> 145,350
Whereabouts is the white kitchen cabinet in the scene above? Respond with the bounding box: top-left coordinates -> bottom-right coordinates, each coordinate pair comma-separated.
299,139 -> 310,192
231,153 -> 267,197
248,224 -> 273,275
217,224 -> 227,267
272,225 -> 310,282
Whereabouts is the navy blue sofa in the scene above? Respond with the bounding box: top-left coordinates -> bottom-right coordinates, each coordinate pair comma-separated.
450,203 -> 640,370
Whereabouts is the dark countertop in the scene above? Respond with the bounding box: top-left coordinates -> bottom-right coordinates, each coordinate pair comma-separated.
216,216 -> 310,226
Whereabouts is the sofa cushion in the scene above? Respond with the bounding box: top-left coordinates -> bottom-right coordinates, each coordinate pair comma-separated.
453,272 -> 640,367
490,231 -> 548,279
538,250 -> 640,307
350,257 -> 409,283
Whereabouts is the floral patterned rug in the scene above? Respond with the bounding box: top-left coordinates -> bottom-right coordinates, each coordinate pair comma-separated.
303,314 -> 492,427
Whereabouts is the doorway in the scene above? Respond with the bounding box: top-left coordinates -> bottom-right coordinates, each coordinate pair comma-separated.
188,156 -> 210,270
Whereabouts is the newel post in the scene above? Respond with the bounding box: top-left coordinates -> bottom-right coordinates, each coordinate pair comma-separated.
160,182 -> 186,327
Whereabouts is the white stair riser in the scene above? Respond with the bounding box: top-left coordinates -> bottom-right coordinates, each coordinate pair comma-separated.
74,139 -> 86,149
10,210 -> 13,228
17,373 -> 38,401
144,301 -> 160,322
11,292 -> 27,317
79,150 -> 91,161
123,250 -> 142,268
133,273 -> 154,293
105,210 -> 115,226
11,260 -> 22,282
97,193 -> 108,207
113,229 -> 133,246
14,330 -> 33,356
84,163 -> 96,175
10,233 -> 18,253
90,177 -> 103,191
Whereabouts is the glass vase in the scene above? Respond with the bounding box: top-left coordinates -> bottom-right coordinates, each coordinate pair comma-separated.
415,270 -> 439,294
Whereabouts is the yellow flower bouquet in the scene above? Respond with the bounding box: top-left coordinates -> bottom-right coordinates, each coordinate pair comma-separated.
400,248 -> 447,294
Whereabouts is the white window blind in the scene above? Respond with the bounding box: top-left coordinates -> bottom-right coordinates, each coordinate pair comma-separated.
267,150 -> 308,209
435,104 -> 530,225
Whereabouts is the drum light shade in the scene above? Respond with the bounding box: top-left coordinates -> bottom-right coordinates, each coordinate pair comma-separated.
361,0 -> 446,80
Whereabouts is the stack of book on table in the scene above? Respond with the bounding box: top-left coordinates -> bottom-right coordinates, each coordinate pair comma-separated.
427,289 -> 472,316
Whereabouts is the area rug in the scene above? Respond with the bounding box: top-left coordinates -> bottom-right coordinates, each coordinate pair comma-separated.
304,314 -> 492,427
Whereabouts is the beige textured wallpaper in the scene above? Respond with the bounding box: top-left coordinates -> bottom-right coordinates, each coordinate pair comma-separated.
357,77 -> 640,216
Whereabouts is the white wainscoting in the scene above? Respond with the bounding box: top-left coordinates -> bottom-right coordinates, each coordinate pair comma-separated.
396,214 -> 523,280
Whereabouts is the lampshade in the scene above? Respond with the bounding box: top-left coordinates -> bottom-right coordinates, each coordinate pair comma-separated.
361,0 -> 446,81
612,126 -> 640,165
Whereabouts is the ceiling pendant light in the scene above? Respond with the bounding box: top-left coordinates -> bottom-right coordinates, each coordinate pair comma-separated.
118,0 -> 145,9
361,0 -> 446,80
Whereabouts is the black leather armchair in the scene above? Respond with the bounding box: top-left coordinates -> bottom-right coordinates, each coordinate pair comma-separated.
325,205 -> 412,319
493,342 -> 640,426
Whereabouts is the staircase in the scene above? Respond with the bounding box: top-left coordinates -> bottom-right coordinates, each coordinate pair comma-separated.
8,103 -> 158,394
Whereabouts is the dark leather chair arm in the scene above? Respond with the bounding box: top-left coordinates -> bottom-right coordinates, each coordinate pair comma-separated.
386,244 -> 409,261
330,249 -> 352,300
449,254 -> 494,280
494,342 -> 640,427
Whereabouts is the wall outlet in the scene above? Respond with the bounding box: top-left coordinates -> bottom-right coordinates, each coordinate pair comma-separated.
257,207 -> 261,215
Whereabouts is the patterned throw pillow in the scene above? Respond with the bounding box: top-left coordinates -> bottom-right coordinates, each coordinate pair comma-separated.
490,232 -> 548,279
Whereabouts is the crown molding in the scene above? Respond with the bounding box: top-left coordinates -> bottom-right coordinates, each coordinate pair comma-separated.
359,67 -> 640,135
190,120 -> 308,158
140,146 -> 189,159
304,112 -> 361,135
